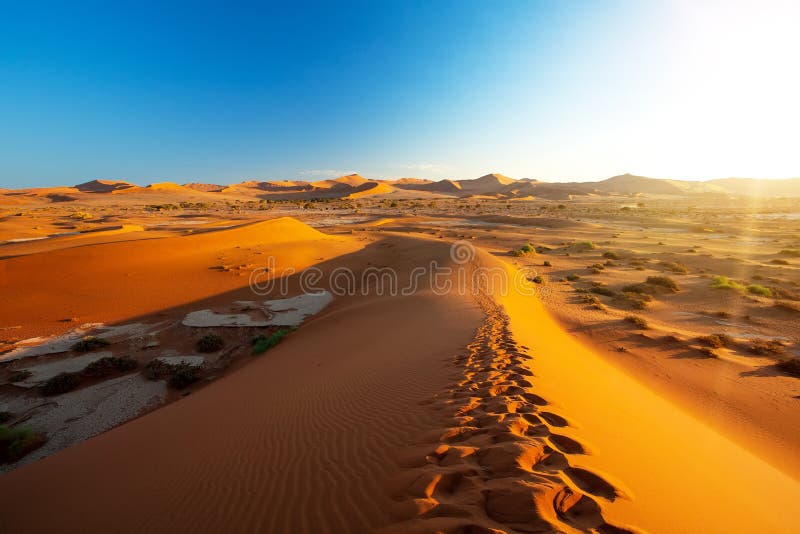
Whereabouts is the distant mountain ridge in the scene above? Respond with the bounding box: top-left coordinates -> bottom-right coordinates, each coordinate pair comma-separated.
2,172 -> 799,205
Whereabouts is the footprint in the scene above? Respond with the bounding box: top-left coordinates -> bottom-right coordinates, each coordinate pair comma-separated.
564,467 -> 620,501
549,434 -> 586,454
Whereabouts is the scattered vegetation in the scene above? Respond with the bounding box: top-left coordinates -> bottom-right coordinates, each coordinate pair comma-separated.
196,334 -> 224,353
710,275 -> 745,291
167,368 -> 200,389
71,336 -> 111,352
543,260 -> 552,267
0,425 -> 46,463
624,315 -> 649,329
645,276 -> 680,292
574,241 -> 596,251
590,285 -> 616,297
42,372 -> 80,396
697,347 -> 718,358
531,275 -> 544,284
566,273 -> 580,281
602,251 -> 619,260
253,328 -> 294,355
144,359 -> 201,389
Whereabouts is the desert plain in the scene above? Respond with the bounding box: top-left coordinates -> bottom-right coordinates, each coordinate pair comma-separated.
0,173 -> 799,533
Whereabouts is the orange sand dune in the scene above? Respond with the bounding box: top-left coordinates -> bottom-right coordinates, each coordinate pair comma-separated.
0,217 -> 359,339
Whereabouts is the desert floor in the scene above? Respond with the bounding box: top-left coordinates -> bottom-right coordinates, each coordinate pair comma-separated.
1,196 -> 798,533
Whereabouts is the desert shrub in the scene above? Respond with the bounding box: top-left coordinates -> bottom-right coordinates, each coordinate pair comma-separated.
0,425 -> 46,463
0,411 -> 12,424
621,283 -> 648,294
510,243 -> 536,257
775,300 -> 800,312
253,328 -> 293,355
624,315 -> 649,329
83,356 -> 138,377
746,284 -> 772,297
769,286 -> 800,300
779,249 -> 800,257
9,370 -> 32,382
710,275 -> 745,291
196,334 -> 224,353
167,368 -> 199,389
616,292 -> 652,309
42,372 -> 80,396
589,263 -> 605,270
566,273 -> 580,281
143,359 -> 175,380
543,260 -> 552,267
697,347 -> 718,358
770,259 -> 789,265
575,241 -> 596,251
646,276 -> 680,292
659,261 -> 689,274
749,339 -> 785,355
776,359 -> 800,377
71,336 -> 110,352
602,251 -> 619,260
531,275 -> 544,284
590,286 -> 617,298
698,333 -> 733,348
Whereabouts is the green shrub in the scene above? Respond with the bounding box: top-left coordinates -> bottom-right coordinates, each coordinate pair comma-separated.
602,251 -> 619,260
710,275 -> 745,291
0,425 -> 46,463
590,286 -> 617,298
196,334 -> 224,353
646,276 -> 680,292
42,372 -> 80,396
143,359 -> 175,380
575,241 -> 596,251
253,328 -> 294,355
616,292 -> 652,309
71,336 -> 110,352
168,368 -> 199,389
566,274 -> 580,282
624,315 -> 649,329
510,243 -> 537,257
746,284 -> 772,297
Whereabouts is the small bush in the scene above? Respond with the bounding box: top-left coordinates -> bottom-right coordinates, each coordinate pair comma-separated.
749,339 -> 785,355
42,372 -> 80,396
143,359 -> 175,380
659,261 -> 689,274
698,333 -> 733,348
590,286 -> 617,298
196,334 -> 224,353
602,251 -> 619,260
624,315 -> 649,329
510,243 -> 537,257
0,411 -> 12,424
697,347 -> 718,358
9,370 -> 32,382
710,275 -> 745,291
0,425 -> 46,463
253,328 -> 294,355
776,359 -> 800,377
746,284 -> 772,297
646,276 -> 680,292
531,275 -> 544,284
616,292 -> 652,309
83,356 -> 138,377
622,283 -> 648,294
575,241 -> 596,251
168,368 -> 199,389
770,259 -> 789,265
566,274 -> 580,281
72,336 -> 110,352
543,261 -> 552,267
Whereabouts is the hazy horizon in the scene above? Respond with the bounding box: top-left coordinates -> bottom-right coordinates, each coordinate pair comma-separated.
2,0 -> 798,188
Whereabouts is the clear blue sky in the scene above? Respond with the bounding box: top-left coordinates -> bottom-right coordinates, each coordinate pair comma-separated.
1,0 -> 797,188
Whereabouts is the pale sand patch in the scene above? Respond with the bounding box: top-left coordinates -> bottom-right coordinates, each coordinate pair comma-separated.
182,291 -> 334,327
0,374 -> 167,473
14,351 -> 113,387
155,356 -> 205,367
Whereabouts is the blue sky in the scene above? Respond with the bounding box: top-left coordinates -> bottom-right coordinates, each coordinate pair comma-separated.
1,0 -> 797,188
